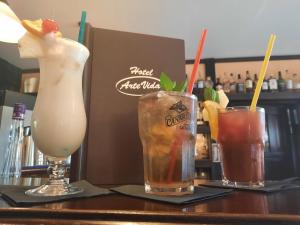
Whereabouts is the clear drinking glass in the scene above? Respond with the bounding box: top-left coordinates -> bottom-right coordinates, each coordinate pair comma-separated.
138,91 -> 197,195
18,32 -> 89,196
218,106 -> 265,187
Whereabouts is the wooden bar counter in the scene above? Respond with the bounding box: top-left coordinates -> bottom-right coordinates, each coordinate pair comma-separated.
0,180 -> 299,224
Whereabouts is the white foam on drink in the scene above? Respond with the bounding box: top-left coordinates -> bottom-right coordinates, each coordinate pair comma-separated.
18,32 -> 89,63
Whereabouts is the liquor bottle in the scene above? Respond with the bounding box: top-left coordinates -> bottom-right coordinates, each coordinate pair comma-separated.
269,74 -> 278,92
293,73 -> 300,91
286,70 -> 293,91
193,81 -> 198,89
286,79 -> 293,91
229,73 -> 237,93
244,70 -> 253,93
215,78 -> 223,91
285,69 -> 295,91
197,79 -> 205,89
194,71 -> 203,89
262,75 -> 269,92
205,76 -> 214,88
237,74 -> 244,93
223,73 -> 231,93
22,126 -> 35,167
0,103 -> 26,178
277,71 -> 286,92
253,74 -> 258,90
292,73 -> 297,90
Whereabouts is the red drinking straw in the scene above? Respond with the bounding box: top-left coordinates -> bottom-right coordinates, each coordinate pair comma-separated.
187,29 -> 208,94
166,29 -> 208,183
167,130 -> 185,182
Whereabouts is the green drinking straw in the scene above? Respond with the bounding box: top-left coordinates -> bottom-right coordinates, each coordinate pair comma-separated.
78,10 -> 87,44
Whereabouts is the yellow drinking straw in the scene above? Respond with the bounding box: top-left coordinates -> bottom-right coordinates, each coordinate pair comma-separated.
250,34 -> 276,111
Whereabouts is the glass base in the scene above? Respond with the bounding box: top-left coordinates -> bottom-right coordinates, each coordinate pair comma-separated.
25,158 -> 83,197
145,182 -> 194,196
25,180 -> 83,197
222,178 -> 264,188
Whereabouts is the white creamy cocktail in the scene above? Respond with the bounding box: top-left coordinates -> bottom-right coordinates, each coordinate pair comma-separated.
18,19 -> 89,196
0,2 -> 89,196
19,32 -> 89,159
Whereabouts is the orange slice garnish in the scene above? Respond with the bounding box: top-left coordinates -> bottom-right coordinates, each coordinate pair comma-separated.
203,100 -> 223,140
22,19 -> 43,37
21,19 -> 62,38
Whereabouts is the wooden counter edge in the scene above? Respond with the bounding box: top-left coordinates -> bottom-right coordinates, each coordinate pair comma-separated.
0,208 -> 299,224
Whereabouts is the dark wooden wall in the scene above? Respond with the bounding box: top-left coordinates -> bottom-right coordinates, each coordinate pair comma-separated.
0,57 -> 22,91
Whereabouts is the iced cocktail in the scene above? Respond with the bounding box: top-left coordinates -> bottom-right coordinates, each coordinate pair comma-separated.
138,91 -> 197,195
218,106 -> 265,187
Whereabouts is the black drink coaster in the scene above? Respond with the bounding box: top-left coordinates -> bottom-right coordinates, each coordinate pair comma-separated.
110,185 -> 233,205
199,177 -> 300,193
0,180 -> 112,206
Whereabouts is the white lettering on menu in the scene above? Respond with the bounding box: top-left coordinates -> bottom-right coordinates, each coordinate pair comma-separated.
130,66 -> 154,76
115,66 -> 160,96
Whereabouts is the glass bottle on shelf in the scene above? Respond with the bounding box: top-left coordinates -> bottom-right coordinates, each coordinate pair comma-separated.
191,73 -> 198,88
22,126 -> 35,167
269,74 -> 278,92
223,73 -> 231,93
245,70 -> 253,93
277,71 -> 286,92
237,74 -> 245,93
197,72 -> 205,89
292,73 -> 297,90
215,77 -> 223,91
293,73 -> 300,91
197,78 -> 205,89
194,79 -> 199,88
286,69 -> 293,91
0,103 -> 26,178
229,73 -> 237,93
253,74 -> 258,90
286,79 -> 293,91
205,76 -> 214,88
262,75 -> 269,92
284,69 -> 293,91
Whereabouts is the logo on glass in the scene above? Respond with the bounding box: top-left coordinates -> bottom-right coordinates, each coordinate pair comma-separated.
165,101 -> 190,127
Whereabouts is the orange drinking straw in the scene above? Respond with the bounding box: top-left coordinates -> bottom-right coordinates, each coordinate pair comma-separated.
187,29 -> 208,94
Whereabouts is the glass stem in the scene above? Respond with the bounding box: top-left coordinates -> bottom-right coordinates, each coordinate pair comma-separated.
47,158 -> 68,185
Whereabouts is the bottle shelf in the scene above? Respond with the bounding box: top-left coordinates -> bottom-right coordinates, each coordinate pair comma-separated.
227,91 -> 300,101
193,88 -> 300,102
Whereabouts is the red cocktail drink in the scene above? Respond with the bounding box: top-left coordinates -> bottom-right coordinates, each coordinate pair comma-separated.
218,107 -> 265,187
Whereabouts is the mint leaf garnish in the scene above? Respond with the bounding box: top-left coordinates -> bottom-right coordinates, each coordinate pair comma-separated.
160,72 -> 176,91
204,87 -> 220,103
160,72 -> 188,93
173,78 -> 187,92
